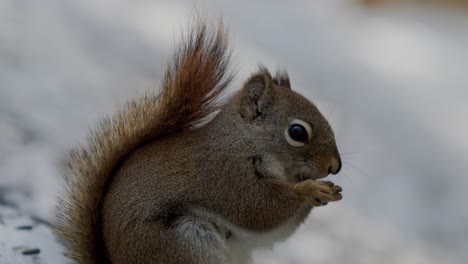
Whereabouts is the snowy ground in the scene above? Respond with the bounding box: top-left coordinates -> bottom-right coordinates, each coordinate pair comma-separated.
0,205 -> 64,263
1,0 -> 467,263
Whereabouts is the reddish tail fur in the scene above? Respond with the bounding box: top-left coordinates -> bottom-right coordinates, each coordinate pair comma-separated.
54,19 -> 233,264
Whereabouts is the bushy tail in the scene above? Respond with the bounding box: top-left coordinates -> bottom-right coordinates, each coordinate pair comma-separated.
54,19 -> 232,264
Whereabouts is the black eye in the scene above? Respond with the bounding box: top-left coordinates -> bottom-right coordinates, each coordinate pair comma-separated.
288,124 -> 308,143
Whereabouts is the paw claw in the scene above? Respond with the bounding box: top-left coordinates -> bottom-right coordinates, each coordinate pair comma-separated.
332,185 -> 342,194
323,181 -> 334,187
331,193 -> 343,201
295,180 -> 343,207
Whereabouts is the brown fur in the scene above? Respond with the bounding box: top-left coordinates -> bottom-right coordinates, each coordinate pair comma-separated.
56,19 -> 342,264
55,19 -> 232,264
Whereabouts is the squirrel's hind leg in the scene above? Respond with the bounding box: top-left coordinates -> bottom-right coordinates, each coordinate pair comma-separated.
105,215 -> 228,264
171,216 -> 229,264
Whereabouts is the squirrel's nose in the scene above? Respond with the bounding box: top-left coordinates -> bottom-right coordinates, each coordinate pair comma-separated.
327,156 -> 342,175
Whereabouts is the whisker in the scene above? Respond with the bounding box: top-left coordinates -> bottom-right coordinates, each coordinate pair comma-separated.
333,172 -> 352,184
340,151 -> 367,156
341,160 -> 369,179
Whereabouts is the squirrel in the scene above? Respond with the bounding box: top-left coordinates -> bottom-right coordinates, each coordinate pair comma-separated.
54,18 -> 343,264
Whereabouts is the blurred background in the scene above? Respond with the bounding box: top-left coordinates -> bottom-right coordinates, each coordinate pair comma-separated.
1,0 -> 467,263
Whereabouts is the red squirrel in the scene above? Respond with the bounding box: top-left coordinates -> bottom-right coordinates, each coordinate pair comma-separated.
55,19 -> 342,264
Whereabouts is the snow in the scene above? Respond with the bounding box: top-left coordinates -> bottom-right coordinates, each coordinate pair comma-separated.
0,205 -> 66,263
1,0 -> 467,263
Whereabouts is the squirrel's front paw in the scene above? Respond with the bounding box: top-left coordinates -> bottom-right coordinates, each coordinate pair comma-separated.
294,180 -> 342,207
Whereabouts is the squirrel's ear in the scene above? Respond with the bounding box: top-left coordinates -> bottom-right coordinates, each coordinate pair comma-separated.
237,68 -> 274,120
272,70 -> 291,89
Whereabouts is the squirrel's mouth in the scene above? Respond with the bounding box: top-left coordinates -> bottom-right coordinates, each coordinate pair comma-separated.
294,172 -> 328,182
290,163 -> 330,183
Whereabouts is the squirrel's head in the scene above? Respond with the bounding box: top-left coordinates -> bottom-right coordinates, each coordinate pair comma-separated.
232,67 -> 341,183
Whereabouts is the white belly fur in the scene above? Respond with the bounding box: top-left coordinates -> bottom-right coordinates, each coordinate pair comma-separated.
190,205 -> 312,264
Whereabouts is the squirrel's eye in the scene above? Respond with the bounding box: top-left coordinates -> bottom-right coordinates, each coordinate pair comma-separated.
284,119 -> 311,147
288,125 -> 307,143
